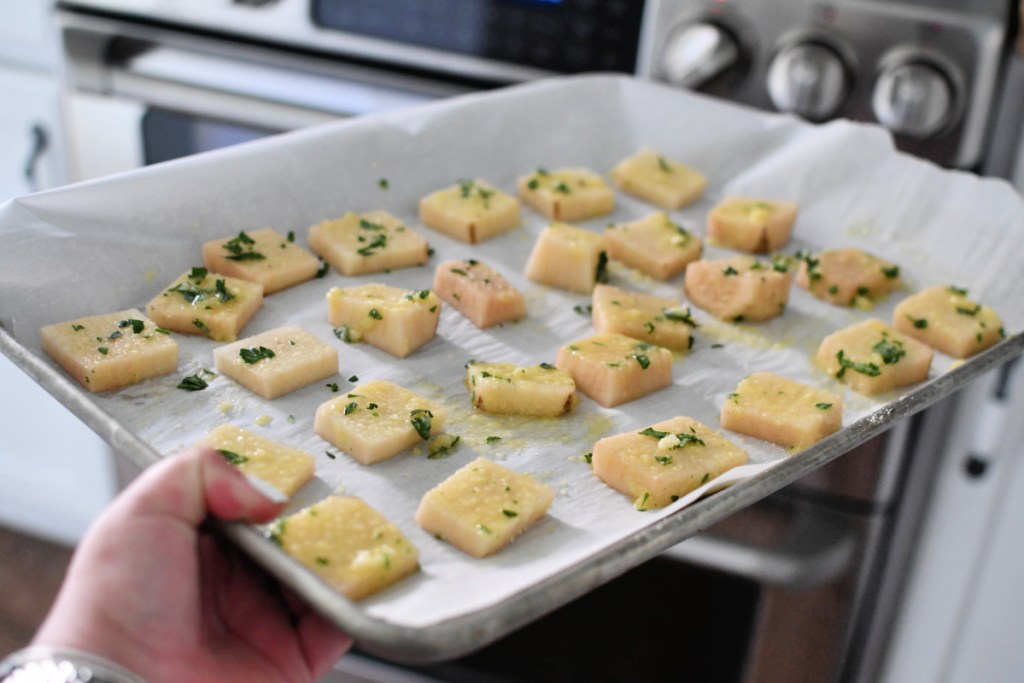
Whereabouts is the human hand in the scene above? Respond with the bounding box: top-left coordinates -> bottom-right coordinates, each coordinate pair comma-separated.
31,445 -> 352,683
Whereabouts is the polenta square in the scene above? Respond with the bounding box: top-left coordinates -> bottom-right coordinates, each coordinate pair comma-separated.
40,308 -> 178,393
202,228 -> 321,294
146,267 -> 264,341
555,333 -> 673,407
419,179 -> 521,244
516,167 -> 615,222
610,148 -> 707,210
795,248 -> 901,308
524,222 -> 608,294
271,496 -> 419,601
201,424 -> 315,497
707,197 -> 798,253
684,255 -> 793,323
314,379 -> 447,465
592,416 -> 748,510
893,285 -> 1005,359
720,372 -> 842,451
592,284 -> 696,352
604,212 -> 703,281
433,259 -> 526,329
416,457 -> 555,558
326,283 -> 441,358
308,210 -> 429,276
815,319 -> 933,395
466,360 -> 577,417
213,325 -> 338,399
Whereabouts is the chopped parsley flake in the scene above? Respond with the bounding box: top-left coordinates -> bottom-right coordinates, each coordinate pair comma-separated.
836,350 -> 881,378
222,231 -> 265,261
239,346 -> 276,364
410,409 -> 433,440
218,449 -> 249,465
177,373 -> 209,391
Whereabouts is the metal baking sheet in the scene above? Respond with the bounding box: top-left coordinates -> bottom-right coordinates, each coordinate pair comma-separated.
2,74 -> 1023,663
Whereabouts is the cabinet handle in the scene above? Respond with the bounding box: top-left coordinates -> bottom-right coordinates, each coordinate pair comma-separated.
23,123 -> 49,193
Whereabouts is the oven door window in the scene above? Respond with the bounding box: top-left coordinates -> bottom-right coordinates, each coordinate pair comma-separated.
141,108 -> 276,166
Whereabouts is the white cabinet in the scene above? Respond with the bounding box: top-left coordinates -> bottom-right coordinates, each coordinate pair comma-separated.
0,65 -> 65,200
0,0 -> 112,545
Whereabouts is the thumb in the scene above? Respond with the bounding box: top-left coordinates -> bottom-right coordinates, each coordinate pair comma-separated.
111,444 -> 287,527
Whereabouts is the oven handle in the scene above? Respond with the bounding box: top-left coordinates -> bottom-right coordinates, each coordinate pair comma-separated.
661,504 -> 858,588
121,46 -> 438,119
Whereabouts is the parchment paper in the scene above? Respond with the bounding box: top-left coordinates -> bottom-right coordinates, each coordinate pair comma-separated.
2,75 -> 1023,641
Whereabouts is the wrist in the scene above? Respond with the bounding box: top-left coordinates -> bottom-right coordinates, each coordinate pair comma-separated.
0,646 -> 146,683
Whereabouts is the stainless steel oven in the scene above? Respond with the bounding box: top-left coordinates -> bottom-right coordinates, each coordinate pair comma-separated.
52,1 -> 1024,682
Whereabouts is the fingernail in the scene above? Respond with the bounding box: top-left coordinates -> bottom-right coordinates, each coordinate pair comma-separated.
245,474 -> 289,504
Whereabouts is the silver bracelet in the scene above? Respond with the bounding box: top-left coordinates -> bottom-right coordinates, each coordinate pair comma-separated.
0,647 -> 146,683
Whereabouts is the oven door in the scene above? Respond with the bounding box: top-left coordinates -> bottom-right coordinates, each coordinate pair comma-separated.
59,11 -> 472,181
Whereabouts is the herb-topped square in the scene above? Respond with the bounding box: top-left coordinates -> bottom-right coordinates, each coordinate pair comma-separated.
465,360 -> 577,417
314,379 -> 447,465
604,211 -> 703,281
892,284 -> 1005,359
202,228 -> 321,294
308,210 -> 430,276
795,247 -> 902,308
720,372 -> 843,452
707,196 -> 798,253
814,318 -> 933,395
201,424 -> 315,497
524,222 -> 608,294
432,259 -> 526,329
326,283 -> 442,358
516,167 -> 615,222
416,457 -> 555,558
591,283 -> 697,352
271,496 -> 420,601
40,308 -> 178,393
684,255 -> 794,323
146,267 -> 264,341
419,179 -> 521,244
555,333 -> 673,407
212,325 -> 338,399
591,416 -> 748,510
610,148 -> 707,210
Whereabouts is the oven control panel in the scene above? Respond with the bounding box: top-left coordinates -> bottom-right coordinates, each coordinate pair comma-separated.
638,0 -> 1012,169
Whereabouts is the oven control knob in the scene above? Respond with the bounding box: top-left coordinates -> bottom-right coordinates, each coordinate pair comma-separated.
766,42 -> 850,121
661,22 -> 740,89
872,60 -> 956,139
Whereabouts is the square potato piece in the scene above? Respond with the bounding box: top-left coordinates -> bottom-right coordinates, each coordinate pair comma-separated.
419,180 -> 521,243
517,167 -> 615,221
466,361 -> 577,417
213,325 -> 338,399
795,248 -> 902,308
40,309 -> 178,393
524,222 -> 607,294
146,268 -> 264,341
892,285 -> 1005,359
592,416 -> 748,510
684,256 -> 793,322
272,496 -> 419,601
203,228 -> 320,294
433,259 -> 526,329
604,212 -> 703,281
416,457 -> 555,558
815,319 -> 933,395
555,333 -> 673,407
202,424 -> 315,497
326,283 -> 441,358
720,372 -> 843,451
314,379 -> 447,465
610,148 -> 707,210
707,197 -> 798,253
308,210 -> 429,276
592,284 -> 696,352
